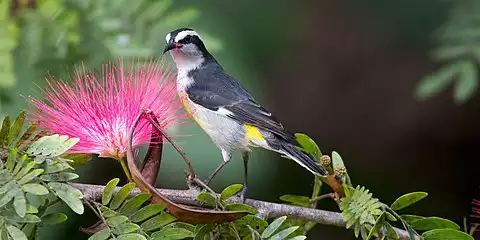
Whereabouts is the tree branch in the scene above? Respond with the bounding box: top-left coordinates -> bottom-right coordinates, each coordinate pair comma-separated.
72,183 -> 418,240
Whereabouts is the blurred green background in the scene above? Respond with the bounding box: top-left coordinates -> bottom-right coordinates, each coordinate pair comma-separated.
1,0 -> 479,239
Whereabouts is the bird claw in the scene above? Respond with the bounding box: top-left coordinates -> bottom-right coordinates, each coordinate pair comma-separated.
203,177 -> 212,187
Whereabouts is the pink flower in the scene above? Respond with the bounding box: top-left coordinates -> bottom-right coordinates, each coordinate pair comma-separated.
472,198 -> 480,235
27,59 -> 184,160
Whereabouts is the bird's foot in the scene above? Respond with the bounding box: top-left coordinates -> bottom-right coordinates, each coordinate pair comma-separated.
203,177 -> 213,187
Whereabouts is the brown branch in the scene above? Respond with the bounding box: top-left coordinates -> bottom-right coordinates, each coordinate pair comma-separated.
72,183 -> 419,240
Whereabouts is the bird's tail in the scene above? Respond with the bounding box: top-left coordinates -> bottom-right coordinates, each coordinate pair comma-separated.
278,141 -> 326,175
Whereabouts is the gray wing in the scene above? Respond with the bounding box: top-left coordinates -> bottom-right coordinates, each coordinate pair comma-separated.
186,62 -> 295,143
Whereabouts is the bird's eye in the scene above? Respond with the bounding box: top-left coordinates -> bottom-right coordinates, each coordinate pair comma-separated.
183,35 -> 192,43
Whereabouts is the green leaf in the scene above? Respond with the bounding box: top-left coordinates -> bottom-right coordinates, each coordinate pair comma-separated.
27,134 -> 79,157
40,172 -> 79,182
116,233 -> 147,240
88,228 -> 110,240
112,223 -> 140,235
193,224 -> 214,240
41,213 -> 68,225
102,178 -> 120,205
26,134 -> 56,155
221,184 -> 243,200
14,191 -> 26,217
0,180 -> 16,195
119,192 -> 151,216
26,204 -> 38,214
62,153 -> 93,167
262,216 -> 287,238
6,224 -> 27,240
0,184 -> 20,208
235,215 -> 268,232
100,206 -> 117,218
44,162 -> 72,174
331,151 -> 345,170
151,227 -> 193,239
196,192 -> 216,205
22,183 -> 49,195
7,112 -> 26,146
6,149 -> 17,171
415,63 -> 459,99
269,226 -> 299,240
401,215 -> 425,224
48,182 -> 84,214
18,169 -> 44,184
0,116 -> 11,146
50,137 -> 80,156
279,195 -> 310,207
421,229 -> 473,240
11,153 -> 26,176
130,203 -> 166,223
163,222 -> 195,232
141,212 -> 177,231
410,217 -> 460,231
385,222 -> 399,239
294,133 -> 321,158
20,223 -> 37,238
225,203 -> 258,214
110,182 -> 135,210
14,161 -> 35,180
367,214 -> 384,240
384,211 -> 397,221
107,215 -> 129,227
390,192 -> 428,211
34,156 -> 47,164
6,214 -> 41,223
454,60 -> 478,103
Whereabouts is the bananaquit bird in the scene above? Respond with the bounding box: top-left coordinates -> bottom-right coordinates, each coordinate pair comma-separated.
163,28 -> 326,200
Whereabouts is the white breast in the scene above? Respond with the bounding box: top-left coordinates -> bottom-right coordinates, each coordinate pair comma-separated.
170,51 -> 203,92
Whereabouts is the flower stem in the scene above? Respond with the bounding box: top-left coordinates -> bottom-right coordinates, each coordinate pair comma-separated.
119,156 -> 133,182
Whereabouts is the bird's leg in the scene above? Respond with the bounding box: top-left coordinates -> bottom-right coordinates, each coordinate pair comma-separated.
204,149 -> 232,186
204,162 -> 229,186
239,151 -> 249,203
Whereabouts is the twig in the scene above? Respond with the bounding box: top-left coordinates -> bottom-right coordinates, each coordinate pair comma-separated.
190,177 -> 217,195
309,193 -> 335,204
144,110 -> 196,177
72,183 -> 419,240
80,199 -> 111,237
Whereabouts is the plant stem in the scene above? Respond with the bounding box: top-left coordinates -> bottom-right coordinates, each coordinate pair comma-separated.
383,204 -> 421,239
119,156 -> 133,182
309,193 -> 335,204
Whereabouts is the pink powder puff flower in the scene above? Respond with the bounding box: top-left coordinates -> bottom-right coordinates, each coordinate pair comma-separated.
472,198 -> 480,235
27,59 -> 184,160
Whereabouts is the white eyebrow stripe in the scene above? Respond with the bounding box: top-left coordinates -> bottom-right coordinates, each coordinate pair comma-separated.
165,33 -> 171,43
174,30 -> 200,42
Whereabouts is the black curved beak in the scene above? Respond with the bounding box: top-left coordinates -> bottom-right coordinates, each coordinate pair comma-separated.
163,42 -> 175,54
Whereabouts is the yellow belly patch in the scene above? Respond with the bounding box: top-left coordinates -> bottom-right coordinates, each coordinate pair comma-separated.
180,97 -> 194,117
244,124 -> 265,141
180,95 -> 204,125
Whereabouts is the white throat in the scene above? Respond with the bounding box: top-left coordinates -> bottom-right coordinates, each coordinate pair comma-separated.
170,51 -> 204,92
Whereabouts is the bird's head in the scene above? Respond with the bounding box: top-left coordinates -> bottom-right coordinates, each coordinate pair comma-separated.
163,28 -> 211,68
